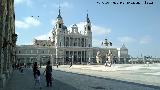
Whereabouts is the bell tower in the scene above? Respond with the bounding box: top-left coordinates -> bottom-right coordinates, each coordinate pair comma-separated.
55,8 -> 64,47
84,12 -> 92,47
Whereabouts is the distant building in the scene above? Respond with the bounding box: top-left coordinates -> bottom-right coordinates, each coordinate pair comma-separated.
16,9 -> 129,65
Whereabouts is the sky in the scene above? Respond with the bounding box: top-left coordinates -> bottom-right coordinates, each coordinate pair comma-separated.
15,0 -> 160,57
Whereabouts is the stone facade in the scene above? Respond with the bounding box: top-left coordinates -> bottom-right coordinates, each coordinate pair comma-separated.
0,0 -> 17,88
16,9 -> 129,66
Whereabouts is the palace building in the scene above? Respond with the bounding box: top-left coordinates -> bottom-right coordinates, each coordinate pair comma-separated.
16,9 -> 129,65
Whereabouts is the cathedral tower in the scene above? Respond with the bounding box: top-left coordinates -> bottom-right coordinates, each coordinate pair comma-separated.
84,13 -> 92,47
54,8 -> 66,47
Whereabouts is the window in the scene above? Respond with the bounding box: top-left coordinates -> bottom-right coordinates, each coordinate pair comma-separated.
60,42 -> 61,46
88,26 -> 90,30
89,44 -> 90,47
59,24 -> 61,28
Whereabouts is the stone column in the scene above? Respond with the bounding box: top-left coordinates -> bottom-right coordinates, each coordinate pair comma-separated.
80,51 -> 82,64
69,37 -> 71,47
76,51 -> 78,63
79,38 -> 81,47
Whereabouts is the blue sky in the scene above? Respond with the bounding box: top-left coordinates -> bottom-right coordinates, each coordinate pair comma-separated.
15,0 -> 160,57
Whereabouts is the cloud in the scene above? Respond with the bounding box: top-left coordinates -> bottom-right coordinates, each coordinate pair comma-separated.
92,39 -> 104,47
15,17 -> 40,29
117,36 -> 136,44
92,25 -> 111,36
68,22 -> 111,36
23,42 -> 33,45
24,17 -> 40,26
15,20 -> 29,29
35,30 -> 52,40
14,0 -> 32,6
53,2 -> 72,8
139,36 -> 152,44
51,19 -> 56,26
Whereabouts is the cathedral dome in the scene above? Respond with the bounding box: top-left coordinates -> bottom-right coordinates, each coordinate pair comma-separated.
62,25 -> 67,30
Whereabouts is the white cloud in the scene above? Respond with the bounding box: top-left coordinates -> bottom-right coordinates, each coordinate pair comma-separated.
15,20 -> 29,29
35,35 -> 49,40
15,17 -> 40,29
35,30 -> 52,40
23,42 -> 33,45
51,19 -> 56,26
139,36 -> 152,44
15,0 -> 25,4
118,36 -> 136,44
92,39 -> 104,47
92,25 -> 111,36
24,17 -> 40,26
14,0 -> 32,6
68,22 -> 111,36
53,2 -> 72,8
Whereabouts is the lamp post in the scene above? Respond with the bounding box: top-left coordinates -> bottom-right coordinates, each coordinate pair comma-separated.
88,57 -> 91,65
72,55 -> 74,64
103,38 -> 112,48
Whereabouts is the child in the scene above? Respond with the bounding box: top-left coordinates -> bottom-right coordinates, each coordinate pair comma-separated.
34,69 -> 42,89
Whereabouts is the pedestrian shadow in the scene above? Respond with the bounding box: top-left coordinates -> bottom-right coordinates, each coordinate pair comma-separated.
38,78 -> 78,90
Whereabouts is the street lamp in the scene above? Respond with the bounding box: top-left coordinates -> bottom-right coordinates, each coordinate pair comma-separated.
88,57 -> 91,65
102,38 -> 112,48
72,55 -> 74,64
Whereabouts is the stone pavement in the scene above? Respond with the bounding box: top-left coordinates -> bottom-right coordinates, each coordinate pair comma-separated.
4,65 -> 160,90
53,70 -> 160,90
53,64 -> 160,88
4,68 -> 77,90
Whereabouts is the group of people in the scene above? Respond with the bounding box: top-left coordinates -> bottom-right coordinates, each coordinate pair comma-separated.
32,61 -> 53,89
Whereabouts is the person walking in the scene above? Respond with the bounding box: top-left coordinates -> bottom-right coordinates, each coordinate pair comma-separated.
69,61 -> 72,68
56,63 -> 59,68
34,68 -> 42,89
33,62 -> 38,79
44,61 -> 52,87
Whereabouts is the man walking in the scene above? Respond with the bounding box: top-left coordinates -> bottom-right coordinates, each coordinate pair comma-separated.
44,61 -> 52,87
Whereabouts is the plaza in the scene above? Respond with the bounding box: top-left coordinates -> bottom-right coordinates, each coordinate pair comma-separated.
1,0 -> 160,90
4,64 -> 160,90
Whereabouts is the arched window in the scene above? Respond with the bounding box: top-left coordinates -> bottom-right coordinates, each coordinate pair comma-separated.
87,26 -> 90,30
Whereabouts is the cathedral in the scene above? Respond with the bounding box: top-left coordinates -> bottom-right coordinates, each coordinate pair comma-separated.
16,9 -> 129,65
